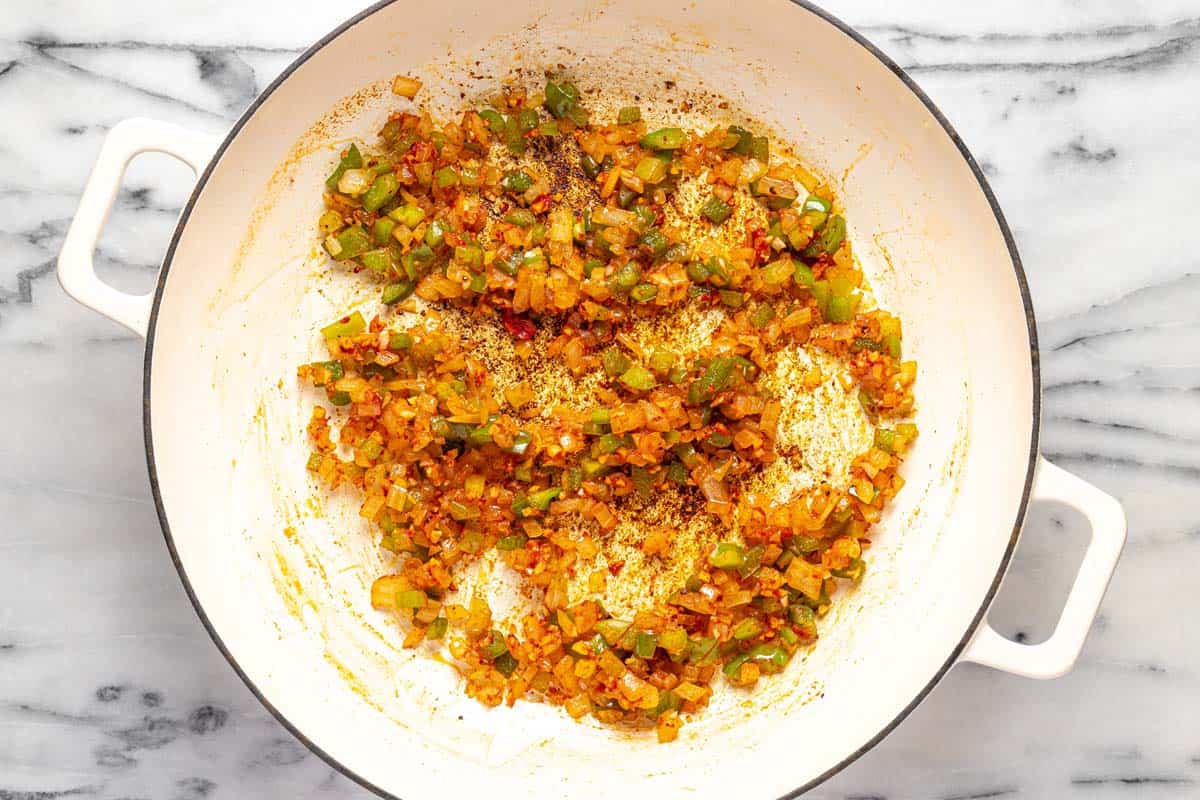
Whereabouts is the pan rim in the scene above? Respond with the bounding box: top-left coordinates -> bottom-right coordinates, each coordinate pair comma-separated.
140,1 -> 1041,797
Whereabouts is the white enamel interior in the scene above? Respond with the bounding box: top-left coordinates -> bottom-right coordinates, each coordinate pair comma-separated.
146,0 -> 1035,797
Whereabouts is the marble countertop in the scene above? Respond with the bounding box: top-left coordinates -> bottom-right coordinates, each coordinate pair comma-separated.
3,0 -> 1197,797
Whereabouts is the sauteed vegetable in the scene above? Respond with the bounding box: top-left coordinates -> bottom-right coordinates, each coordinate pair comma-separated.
299,76 -> 917,741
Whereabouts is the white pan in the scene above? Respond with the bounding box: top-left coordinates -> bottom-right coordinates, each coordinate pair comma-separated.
56,0 -> 1127,797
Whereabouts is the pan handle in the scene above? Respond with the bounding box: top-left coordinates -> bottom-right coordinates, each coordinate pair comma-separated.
57,118 -> 219,338
960,457 -> 1126,678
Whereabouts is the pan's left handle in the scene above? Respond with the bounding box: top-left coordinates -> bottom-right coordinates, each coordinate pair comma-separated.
57,118 -> 220,338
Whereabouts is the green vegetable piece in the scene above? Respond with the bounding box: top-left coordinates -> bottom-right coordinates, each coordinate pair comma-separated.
749,136 -> 769,164
325,225 -> 371,261
309,360 -> 344,385
389,331 -> 413,350
483,630 -> 509,659
790,603 -> 817,634
425,220 -> 449,248
732,618 -> 763,640
648,348 -> 675,373
504,208 -> 537,227
832,557 -> 866,581
359,249 -> 392,274
687,356 -> 735,405
700,194 -> 733,224
804,214 -> 846,258
544,80 -> 582,120
448,500 -> 479,521
502,170 -> 534,193
630,465 -> 656,498
395,589 -> 426,609
425,617 -> 448,640
362,172 -> 400,212
318,209 -> 344,236
507,431 -> 532,455
719,290 -> 744,308
329,390 -> 351,406
737,544 -> 764,579
727,126 -> 754,155
748,643 -> 789,672
497,533 -> 528,550
501,115 -> 526,154
467,415 -> 498,446
709,542 -> 745,569
704,431 -> 733,448
826,293 -> 857,323
633,156 -> 667,184
454,244 -> 483,269
381,281 -> 415,305
630,283 -> 659,303
793,260 -> 815,287
325,143 -> 362,190
685,260 -> 711,283
580,153 -> 602,180
602,348 -> 632,378
538,120 -> 559,137
434,166 -> 460,188
617,106 -> 642,124
639,228 -> 670,259
790,535 -> 822,554
705,256 -> 731,286
528,487 -> 562,511
619,364 -> 656,392
640,127 -> 686,151
608,261 -> 642,294
803,195 -> 832,214
723,652 -> 751,678
388,203 -> 425,227
660,628 -> 688,656
595,434 -> 627,454
633,204 -> 657,230
371,217 -> 396,245
752,303 -> 776,328
634,631 -> 658,659
579,457 -> 611,479
494,652 -> 518,677
479,108 -> 506,135
811,280 -> 831,317
321,311 -> 366,341
689,636 -> 719,664
752,175 -> 798,209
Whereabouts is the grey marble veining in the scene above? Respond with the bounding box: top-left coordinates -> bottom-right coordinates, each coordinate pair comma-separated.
2,0 -> 1197,797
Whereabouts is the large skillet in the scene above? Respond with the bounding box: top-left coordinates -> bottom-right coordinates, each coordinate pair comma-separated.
57,0 -> 1126,797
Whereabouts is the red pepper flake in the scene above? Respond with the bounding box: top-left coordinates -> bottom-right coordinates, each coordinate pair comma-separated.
404,141 -> 437,164
502,311 -> 537,341
529,194 -> 552,214
748,226 -> 771,266
608,560 -> 626,576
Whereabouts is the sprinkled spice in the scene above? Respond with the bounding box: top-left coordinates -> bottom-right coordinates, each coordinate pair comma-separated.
299,76 -> 918,740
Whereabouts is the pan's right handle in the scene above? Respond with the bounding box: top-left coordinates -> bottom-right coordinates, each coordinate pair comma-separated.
961,457 -> 1126,678
57,118 -> 219,338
